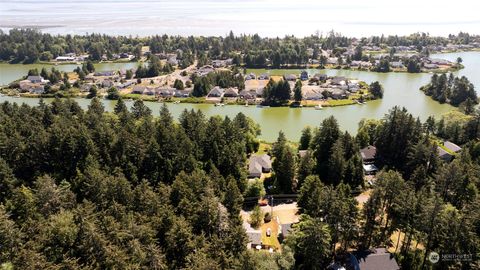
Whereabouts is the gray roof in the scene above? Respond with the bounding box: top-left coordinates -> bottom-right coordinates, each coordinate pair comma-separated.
27,75 -> 43,82
437,146 -> 453,160
444,141 -> 461,153
248,154 -> 272,177
281,223 -> 293,237
353,248 -> 400,270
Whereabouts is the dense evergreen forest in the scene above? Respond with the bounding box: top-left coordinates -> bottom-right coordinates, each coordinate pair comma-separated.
420,74 -> 478,110
0,28 -> 478,64
0,98 -> 479,269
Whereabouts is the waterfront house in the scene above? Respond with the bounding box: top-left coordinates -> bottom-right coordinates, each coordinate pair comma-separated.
223,87 -> 239,98
390,61 -> 404,69
313,73 -> 328,82
174,89 -> 192,97
207,86 -> 224,98
239,90 -> 256,100
330,76 -> 346,85
56,56 -> 76,62
27,76 -> 45,84
284,74 -> 297,81
245,73 -> 256,80
132,85 -> 147,94
258,73 -> 270,80
248,154 -> 272,178
300,71 -> 309,81
331,89 -> 347,99
94,71 -> 116,77
158,87 -> 176,97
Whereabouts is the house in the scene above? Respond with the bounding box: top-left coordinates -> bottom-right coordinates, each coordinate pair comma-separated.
330,76 -> 346,85
331,89 -> 347,99
313,73 -> 328,82
327,57 -> 338,65
174,89 -> 192,97
300,71 -> 309,81
94,71 -> 116,77
212,59 -> 232,68
284,74 -> 297,81
207,86 -> 224,98
27,76 -> 44,83
258,73 -> 270,80
30,85 -> 45,94
243,221 -> 262,248
197,65 -> 215,76
360,145 -> 377,164
390,61 -> 404,69
352,248 -> 400,270
239,90 -> 256,100
248,154 -> 272,178
157,88 -> 176,97
437,141 -> 461,161
423,63 -> 438,69
443,141 -> 461,153
117,81 -> 134,89
223,87 -> 239,98
437,147 -> 453,161
304,91 -> 324,100
280,223 -> 293,239
363,164 -> 378,175
245,73 -> 256,80
132,85 -> 147,94
55,56 -> 75,62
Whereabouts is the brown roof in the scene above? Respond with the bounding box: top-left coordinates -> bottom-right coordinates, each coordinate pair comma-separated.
360,145 -> 377,161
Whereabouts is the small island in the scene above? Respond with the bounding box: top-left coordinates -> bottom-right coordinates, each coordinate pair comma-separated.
420,73 -> 478,113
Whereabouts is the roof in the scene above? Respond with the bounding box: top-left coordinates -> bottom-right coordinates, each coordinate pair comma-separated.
243,221 -> 262,245
443,141 -> 461,153
437,146 -> 453,161
363,164 -> 378,173
27,75 -> 43,82
360,145 -> 377,161
248,154 -> 272,176
281,223 -> 292,237
353,248 -> 400,270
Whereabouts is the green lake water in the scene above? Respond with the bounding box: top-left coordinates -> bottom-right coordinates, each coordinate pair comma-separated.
1,52 -> 479,142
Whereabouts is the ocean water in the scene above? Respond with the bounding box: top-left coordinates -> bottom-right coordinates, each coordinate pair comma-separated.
1,0 -> 480,37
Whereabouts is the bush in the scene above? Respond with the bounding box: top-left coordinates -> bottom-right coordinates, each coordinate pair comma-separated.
264,212 -> 272,223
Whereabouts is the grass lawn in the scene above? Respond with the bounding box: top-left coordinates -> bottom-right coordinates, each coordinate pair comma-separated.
260,219 -> 281,250
256,142 -> 271,155
325,99 -> 357,106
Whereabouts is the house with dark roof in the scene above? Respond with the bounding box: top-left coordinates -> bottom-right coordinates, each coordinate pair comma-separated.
243,221 -> 262,248
239,90 -> 256,100
360,145 -> 377,164
438,147 -> 453,161
352,248 -> 400,270
284,74 -> 297,81
248,154 -> 272,178
329,248 -> 399,270
258,73 -> 270,80
300,71 -> 309,81
360,145 -> 378,174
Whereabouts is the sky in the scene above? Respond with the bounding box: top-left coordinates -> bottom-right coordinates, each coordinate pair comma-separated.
0,0 -> 480,37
